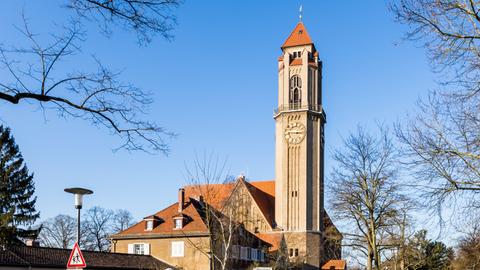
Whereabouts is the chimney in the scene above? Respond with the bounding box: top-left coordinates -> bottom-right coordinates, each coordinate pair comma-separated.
25,239 -> 40,247
178,188 -> 185,213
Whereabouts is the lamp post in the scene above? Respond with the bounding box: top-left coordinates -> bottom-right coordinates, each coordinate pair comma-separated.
64,187 -> 93,245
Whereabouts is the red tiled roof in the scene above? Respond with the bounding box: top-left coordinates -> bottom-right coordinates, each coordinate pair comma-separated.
115,200 -> 208,236
184,182 -> 236,209
115,179 -> 341,256
290,58 -> 302,66
255,233 -> 283,252
244,181 -> 275,227
0,245 -> 174,269
282,22 -> 313,48
322,259 -> 346,270
250,180 -> 275,197
116,180 -> 277,238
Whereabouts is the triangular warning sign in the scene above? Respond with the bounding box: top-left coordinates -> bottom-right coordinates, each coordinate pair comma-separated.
67,242 -> 87,268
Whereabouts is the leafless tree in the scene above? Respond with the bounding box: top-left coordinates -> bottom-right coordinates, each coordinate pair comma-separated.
0,17 -> 173,153
391,0 -> 480,94
396,93 -> 480,215
38,214 -> 77,248
268,235 -> 289,270
183,153 -> 237,270
66,0 -> 181,45
183,153 -> 267,270
391,0 -> 480,222
39,207 -> 132,250
452,216 -> 480,269
380,206 -> 418,270
83,206 -> 114,251
112,209 -> 134,233
329,126 -> 409,270
0,0 -> 181,153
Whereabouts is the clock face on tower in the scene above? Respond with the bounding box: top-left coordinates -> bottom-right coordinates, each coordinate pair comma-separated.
284,122 -> 306,145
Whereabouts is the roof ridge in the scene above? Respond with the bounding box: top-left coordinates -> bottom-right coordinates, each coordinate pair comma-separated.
248,179 -> 274,183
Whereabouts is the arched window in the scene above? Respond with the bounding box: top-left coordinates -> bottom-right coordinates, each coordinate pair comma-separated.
290,75 -> 302,109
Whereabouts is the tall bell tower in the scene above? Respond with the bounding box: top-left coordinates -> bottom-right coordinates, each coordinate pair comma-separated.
274,21 -> 326,268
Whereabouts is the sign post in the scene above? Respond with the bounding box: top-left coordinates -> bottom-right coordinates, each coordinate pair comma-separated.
67,242 -> 87,269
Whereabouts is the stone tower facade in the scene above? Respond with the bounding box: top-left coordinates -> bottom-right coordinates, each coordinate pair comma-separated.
274,22 -> 326,268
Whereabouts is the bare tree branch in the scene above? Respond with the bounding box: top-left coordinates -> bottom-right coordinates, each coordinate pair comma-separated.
66,0 -> 181,44
0,16 -> 174,154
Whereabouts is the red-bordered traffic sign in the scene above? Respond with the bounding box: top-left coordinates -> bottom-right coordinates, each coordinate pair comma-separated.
67,242 -> 87,269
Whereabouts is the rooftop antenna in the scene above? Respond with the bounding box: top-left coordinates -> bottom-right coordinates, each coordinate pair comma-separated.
299,5 -> 303,22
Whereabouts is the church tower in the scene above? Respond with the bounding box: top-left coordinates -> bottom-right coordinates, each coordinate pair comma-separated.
274,22 -> 326,268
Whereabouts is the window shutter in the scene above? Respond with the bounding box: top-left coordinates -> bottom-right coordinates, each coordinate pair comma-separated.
144,243 -> 150,255
127,244 -> 134,254
171,241 -> 184,257
240,247 -> 246,260
231,245 -> 238,259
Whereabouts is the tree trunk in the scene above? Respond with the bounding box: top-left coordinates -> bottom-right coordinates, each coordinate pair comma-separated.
367,249 -> 373,270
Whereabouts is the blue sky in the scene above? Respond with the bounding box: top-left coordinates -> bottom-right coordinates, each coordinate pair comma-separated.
0,1 -> 436,226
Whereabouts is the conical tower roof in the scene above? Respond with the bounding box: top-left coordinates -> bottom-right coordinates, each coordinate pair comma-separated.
281,22 -> 313,49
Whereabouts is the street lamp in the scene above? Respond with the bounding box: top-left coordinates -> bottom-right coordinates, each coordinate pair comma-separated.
64,187 -> 93,245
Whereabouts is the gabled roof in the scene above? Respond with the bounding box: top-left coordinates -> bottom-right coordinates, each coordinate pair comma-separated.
282,22 -> 314,49
243,180 -> 275,227
184,180 -> 276,228
0,245 -> 175,269
114,179 -> 342,255
113,200 -> 209,237
184,182 -> 236,209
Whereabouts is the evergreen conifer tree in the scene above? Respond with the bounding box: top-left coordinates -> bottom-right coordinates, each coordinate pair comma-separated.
0,125 -> 39,244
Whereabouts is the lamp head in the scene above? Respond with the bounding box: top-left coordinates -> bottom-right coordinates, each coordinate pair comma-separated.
64,187 -> 93,209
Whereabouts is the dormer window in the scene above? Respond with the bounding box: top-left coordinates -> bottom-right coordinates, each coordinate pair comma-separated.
143,216 -> 162,231
146,220 -> 153,231
174,217 -> 183,229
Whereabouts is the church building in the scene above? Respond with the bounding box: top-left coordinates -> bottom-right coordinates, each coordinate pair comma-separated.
111,21 -> 345,270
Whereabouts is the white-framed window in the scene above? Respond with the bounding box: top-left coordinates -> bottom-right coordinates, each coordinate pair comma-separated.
128,243 -> 150,255
146,220 -> 153,231
171,241 -> 184,257
174,218 -> 183,229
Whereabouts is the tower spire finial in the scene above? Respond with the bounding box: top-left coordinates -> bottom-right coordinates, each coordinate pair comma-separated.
299,5 -> 303,22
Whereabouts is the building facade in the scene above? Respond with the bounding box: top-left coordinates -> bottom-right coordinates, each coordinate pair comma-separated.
111,22 -> 344,270
274,22 -> 327,269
